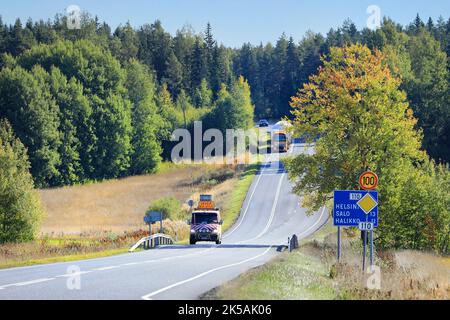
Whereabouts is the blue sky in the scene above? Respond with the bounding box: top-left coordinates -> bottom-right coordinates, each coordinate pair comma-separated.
1,0 -> 449,47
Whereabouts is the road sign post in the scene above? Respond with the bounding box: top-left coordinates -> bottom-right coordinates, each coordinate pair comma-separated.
362,215 -> 368,272
358,170 -> 378,272
144,211 -> 163,236
334,189 -> 378,270
188,199 -> 194,211
370,229 -> 374,270
337,226 -> 341,262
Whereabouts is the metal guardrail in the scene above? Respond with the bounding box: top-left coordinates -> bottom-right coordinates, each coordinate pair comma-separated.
129,233 -> 174,252
288,234 -> 299,252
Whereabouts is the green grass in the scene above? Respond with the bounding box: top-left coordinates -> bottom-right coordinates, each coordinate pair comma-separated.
0,247 -> 129,270
157,161 -> 189,174
205,220 -> 337,300
221,163 -> 258,232
209,250 -> 335,300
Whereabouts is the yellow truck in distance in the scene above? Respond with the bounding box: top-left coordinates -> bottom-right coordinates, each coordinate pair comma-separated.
187,195 -> 223,245
272,130 -> 291,153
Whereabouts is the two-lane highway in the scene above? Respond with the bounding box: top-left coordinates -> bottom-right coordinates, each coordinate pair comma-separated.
0,127 -> 328,300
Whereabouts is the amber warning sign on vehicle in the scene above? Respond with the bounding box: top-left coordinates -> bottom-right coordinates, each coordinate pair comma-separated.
197,201 -> 215,209
359,171 -> 378,190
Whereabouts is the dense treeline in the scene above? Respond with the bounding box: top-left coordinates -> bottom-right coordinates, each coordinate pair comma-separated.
0,16 -> 253,187
0,13 -> 449,189
234,16 -> 450,163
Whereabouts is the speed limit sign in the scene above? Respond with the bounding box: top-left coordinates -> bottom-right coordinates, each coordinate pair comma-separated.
359,171 -> 378,190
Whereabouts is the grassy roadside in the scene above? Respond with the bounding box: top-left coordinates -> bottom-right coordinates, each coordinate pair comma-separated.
0,163 -> 259,269
202,221 -> 336,300
0,248 -> 129,270
204,220 -> 450,300
0,230 -> 148,270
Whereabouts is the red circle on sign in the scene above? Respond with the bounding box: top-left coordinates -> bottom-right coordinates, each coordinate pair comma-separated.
359,171 -> 378,190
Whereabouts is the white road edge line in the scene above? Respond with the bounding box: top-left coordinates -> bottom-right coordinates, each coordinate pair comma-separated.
144,247 -> 216,263
246,173 -> 285,242
223,146 -> 294,239
224,152 -> 275,239
223,173 -> 262,239
0,248 -> 216,290
0,277 -> 55,288
297,206 -> 328,238
241,142 -> 294,242
141,246 -> 273,300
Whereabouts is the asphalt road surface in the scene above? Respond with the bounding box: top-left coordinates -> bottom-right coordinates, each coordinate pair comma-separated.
0,125 -> 328,300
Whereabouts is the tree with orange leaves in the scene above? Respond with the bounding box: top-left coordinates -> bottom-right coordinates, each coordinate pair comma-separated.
287,44 -> 423,207
286,44 -> 449,253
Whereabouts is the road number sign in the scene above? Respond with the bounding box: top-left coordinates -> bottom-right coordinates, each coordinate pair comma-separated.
359,171 -> 378,190
358,221 -> 374,231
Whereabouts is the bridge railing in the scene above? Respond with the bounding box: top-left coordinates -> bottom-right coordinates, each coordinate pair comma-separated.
129,233 -> 174,252
288,234 -> 299,252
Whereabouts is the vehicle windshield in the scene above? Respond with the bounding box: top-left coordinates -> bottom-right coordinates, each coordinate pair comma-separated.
273,134 -> 287,141
192,212 -> 219,224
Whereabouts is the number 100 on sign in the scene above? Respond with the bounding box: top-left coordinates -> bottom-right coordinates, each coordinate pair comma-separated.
359,171 -> 378,190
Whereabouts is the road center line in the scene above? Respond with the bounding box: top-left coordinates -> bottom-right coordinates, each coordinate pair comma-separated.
141,246 -> 273,300
55,271 -> 92,278
223,173 -> 263,239
224,152 -> 277,239
93,266 -> 119,271
244,172 -> 285,242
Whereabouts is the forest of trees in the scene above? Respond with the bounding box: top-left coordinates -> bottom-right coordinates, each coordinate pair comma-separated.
0,12 -> 449,189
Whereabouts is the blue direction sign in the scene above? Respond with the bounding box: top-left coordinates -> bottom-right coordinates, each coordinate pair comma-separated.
333,190 -> 378,227
144,211 -> 162,224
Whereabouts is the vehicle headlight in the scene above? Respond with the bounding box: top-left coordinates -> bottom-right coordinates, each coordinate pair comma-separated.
190,229 -> 195,233
211,229 -> 218,234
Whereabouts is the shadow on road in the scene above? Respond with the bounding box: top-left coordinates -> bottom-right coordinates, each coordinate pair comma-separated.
156,243 -> 286,251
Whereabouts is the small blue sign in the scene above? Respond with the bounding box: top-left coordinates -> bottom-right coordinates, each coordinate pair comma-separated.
200,194 -> 212,201
333,190 -> 378,227
144,211 -> 162,224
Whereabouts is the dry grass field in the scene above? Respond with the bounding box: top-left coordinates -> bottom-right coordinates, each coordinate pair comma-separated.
38,164 -> 225,236
1,163 -> 257,268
